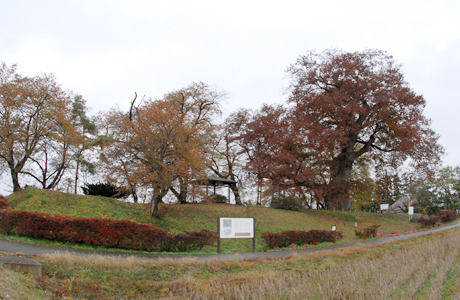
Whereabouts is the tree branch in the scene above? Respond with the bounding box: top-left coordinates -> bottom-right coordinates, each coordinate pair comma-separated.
129,92 -> 137,121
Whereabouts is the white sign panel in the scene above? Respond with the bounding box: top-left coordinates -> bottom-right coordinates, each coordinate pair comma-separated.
408,206 -> 414,215
380,204 -> 389,210
220,218 -> 254,239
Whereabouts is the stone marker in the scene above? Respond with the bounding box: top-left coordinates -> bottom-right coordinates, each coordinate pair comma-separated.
0,255 -> 42,276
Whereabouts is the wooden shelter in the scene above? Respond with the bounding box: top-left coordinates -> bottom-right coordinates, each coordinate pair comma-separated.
193,176 -> 238,203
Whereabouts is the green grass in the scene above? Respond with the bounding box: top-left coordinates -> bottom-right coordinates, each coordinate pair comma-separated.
7,187 -> 153,224
440,255 -> 460,299
311,209 -> 422,234
5,187 -> 430,254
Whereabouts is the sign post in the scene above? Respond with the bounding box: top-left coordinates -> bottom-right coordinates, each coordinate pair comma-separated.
408,206 -> 414,220
380,203 -> 389,213
217,217 -> 256,253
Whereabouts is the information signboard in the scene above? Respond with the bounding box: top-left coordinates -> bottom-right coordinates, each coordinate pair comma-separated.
408,206 -> 414,215
380,204 -> 389,210
219,218 -> 254,239
217,217 -> 256,253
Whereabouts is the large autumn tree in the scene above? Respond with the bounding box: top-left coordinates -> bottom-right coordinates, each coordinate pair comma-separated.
162,82 -> 224,203
286,49 -> 443,209
229,104 -> 328,207
238,49 -> 443,210
101,82 -> 223,216
0,62 -> 75,192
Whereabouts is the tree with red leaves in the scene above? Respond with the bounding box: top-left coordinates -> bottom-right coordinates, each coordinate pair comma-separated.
289,49 -> 444,209
238,49 -> 443,210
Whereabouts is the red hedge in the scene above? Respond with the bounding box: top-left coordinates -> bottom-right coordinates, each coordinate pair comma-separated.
354,225 -> 380,238
161,230 -> 217,252
439,210 -> 457,222
261,229 -> 342,249
417,215 -> 440,226
0,209 -> 216,252
0,195 -> 8,210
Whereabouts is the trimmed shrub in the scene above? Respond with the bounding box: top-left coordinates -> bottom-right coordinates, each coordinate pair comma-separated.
418,215 -> 440,227
161,230 -> 217,252
0,195 -> 8,209
439,210 -> 457,222
0,209 -> 216,252
212,194 -> 228,204
270,196 -> 304,211
261,229 -> 342,249
0,210 -> 167,251
355,225 -> 381,238
186,229 -> 217,250
81,182 -> 128,198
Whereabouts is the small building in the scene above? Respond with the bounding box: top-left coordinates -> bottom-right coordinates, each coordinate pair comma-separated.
192,176 -> 238,203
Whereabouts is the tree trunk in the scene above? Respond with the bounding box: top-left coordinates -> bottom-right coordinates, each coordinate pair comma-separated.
130,187 -> 138,203
151,195 -> 159,216
74,155 -> 80,194
170,181 -> 188,204
230,184 -> 242,205
8,157 -> 24,193
151,187 -> 168,217
326,151 -> 355,210
178,178 -> 188,204
11,169 -> 21,192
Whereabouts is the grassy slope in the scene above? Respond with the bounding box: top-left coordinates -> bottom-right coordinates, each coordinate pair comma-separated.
6,188 -> 152,224
5,187 -> 423,253
310,209 -> 422,234
0,264 -> 47,299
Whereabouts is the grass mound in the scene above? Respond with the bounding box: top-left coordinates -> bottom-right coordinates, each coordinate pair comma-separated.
4,187 -> 424,253
6,187 -> 152,224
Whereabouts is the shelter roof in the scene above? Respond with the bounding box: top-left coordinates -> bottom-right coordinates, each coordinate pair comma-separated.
193,176 -> 237,186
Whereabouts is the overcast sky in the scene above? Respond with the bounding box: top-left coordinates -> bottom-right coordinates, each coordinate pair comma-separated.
1,0 -> 460,193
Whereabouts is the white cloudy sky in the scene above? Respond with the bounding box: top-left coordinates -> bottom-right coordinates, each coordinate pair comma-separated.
1,1 -> 459,177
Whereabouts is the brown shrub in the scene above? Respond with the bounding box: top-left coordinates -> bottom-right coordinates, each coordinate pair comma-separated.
0,195 -> 8,210
439,210 -> 457,222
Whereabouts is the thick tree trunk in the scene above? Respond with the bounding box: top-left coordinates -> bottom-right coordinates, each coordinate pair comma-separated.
178,179 -> 187,204
326,150 -> 356,210
151,187 -> 168,217
130,187 -> 138,203
151,195 -> 160,216
230,184 -> 242,205
170,179 -> 188,204
8,157 -> 23,192
11,169 -> 21,192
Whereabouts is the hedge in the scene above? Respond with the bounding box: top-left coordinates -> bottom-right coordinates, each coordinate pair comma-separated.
0,209 -> 216,252
439,210 -> 457,222
0,195 -> 8,209
417,215 -> 440,227
354,225 -> 380,238
261,229 -> 342,249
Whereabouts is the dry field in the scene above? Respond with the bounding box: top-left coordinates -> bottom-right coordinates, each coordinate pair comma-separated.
168,229 -> 460,300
